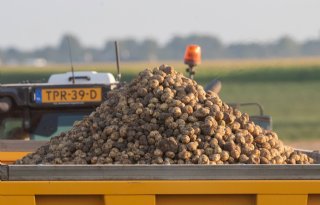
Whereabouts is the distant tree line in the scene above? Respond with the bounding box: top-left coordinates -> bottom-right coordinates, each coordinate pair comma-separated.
1,34 -> 320,65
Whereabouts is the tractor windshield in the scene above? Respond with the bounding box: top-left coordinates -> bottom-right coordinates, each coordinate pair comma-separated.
0,111 -> 89,141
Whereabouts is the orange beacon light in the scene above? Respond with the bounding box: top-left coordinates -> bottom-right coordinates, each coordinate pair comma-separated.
184,44 -> 201,79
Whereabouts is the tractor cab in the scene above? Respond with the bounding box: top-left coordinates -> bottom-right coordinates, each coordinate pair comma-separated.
0,42 -> 124,163
0,71 -> 119,164
0,71 -> 117,141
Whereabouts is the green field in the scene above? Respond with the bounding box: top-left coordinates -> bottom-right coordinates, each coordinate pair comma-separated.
1,58 -> 320,141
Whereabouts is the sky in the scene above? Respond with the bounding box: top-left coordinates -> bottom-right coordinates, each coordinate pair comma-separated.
1,0 -> 320,50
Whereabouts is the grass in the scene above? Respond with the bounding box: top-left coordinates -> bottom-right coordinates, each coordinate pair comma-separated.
1,57 -> 320,141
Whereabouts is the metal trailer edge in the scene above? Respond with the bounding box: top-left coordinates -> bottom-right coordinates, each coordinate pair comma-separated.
1,165 -> 320,205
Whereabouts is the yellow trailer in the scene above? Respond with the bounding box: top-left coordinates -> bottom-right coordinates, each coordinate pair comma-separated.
1,165 -> 320,205
1,141 -> 320,205
0,140 -> 46,164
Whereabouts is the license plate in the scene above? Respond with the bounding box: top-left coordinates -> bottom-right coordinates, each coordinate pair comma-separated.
35,87 -> 102,103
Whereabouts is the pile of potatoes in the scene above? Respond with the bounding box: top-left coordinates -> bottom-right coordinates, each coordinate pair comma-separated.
16,65 -> 314,164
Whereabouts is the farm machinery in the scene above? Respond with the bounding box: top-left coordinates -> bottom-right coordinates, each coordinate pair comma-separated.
0,44 -> 320,205
0,70 -> 119,163
0,71 -> 117,141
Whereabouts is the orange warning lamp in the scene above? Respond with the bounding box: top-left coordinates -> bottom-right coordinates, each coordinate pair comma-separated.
184,44 -> 201,67
184,44 -> 201,79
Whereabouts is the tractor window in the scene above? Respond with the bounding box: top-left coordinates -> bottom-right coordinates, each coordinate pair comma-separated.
31,113 -> 85,140
0,118 -> 26,140
0,111 -> 89,141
